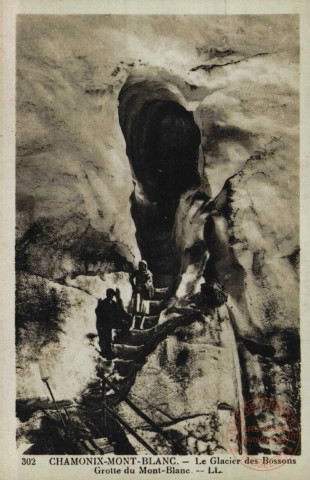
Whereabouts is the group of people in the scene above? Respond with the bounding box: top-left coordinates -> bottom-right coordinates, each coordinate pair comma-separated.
95,258 -> 228,360
95,260 -> 154,359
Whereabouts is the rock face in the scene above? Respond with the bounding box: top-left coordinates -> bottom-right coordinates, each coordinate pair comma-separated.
16,15 -> 299,452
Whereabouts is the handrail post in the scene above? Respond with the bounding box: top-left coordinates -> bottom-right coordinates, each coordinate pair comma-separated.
102,377 -> 107,434
43,379 -> 68,434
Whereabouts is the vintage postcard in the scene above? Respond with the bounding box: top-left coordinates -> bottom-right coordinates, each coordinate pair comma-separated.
1,0 -> 310,479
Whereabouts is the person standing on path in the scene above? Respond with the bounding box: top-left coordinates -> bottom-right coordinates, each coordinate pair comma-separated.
95,288 -> 123,359
129,260 -> 154,329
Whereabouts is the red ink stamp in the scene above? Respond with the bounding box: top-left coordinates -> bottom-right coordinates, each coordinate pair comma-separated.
226,397 -> 300,471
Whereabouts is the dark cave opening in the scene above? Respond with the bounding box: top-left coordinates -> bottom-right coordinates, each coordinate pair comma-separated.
128,100 -> 201,202
119,92 -> 201,287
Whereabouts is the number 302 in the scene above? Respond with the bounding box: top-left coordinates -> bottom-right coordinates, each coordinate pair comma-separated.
22,458 -> 36,465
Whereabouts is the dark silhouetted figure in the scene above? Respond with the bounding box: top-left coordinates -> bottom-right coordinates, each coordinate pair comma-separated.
95,288 -> 130,359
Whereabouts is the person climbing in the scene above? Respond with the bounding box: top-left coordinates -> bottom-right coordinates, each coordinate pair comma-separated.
129,260 -> 154,330
95,288 -> 130,359
199,279 -> 228,314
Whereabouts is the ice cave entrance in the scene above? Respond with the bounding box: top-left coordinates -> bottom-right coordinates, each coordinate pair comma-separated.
118,84 -> 201,288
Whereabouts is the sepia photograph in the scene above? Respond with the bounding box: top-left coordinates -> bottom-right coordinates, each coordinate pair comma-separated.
14,13 -> 301,460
